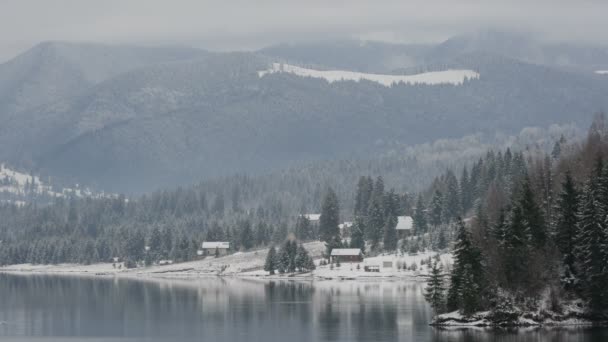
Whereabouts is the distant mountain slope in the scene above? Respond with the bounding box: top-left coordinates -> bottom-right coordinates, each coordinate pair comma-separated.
0,41 -> 206,116
0,38 -> 607,192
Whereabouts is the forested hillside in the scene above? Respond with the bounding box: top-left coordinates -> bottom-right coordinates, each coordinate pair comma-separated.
421,113 -> 608,319
0,35 -> 606,192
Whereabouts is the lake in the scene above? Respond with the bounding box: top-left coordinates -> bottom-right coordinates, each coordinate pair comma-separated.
0,273 -> 606,341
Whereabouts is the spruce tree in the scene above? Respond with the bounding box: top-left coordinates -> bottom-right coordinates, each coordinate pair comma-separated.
319,187 -> 340,243
413,194 -> 428,234
555,171 -> 579,272
349,216 -> 366,251
367,196 -> 384,249
424,261 -> 446,315
354,176 -> 373,217
264,245 -> 277,275
383,214 -> 398,251
519,177 -> 546,248
429,190 -> 443,227
446,218 -> 485,314
295,244 -> 315,272
295,215 -> 313,241
575,178 -> 608,312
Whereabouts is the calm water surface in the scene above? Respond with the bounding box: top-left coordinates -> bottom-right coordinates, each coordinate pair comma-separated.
0,273 -> 606,342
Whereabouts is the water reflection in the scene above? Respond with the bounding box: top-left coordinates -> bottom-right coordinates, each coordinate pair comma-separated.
0,274 -> 606,342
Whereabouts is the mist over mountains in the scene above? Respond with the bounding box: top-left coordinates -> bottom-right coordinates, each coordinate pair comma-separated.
0,31 -> 606,193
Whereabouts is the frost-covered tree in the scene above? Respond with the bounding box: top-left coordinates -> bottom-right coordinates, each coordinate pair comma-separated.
264,246 -> 277,275
424,261 -> 446,315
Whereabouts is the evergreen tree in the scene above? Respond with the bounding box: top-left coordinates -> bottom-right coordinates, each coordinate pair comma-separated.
446,218 -> 485,314
239,220 -> 254,250
519,177 -> 546,248
366,196 -> 385,248
264,246 -> 277,275
429,190 -> 443,227
295,243 -> 316,272
354,176 -> 373,217
383,214 -> 398,251
349,216 -> 366,251
575,178 -> 608,312
295,215 -> 313,241
442,171 -> 461,223
555,171 -> 579,272
325,235 -> 343,258
424,261 -> 446,315
413,194 -> 428,234
319,187 -> 340,243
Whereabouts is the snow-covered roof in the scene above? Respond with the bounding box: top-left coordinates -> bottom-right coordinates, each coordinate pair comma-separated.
338,222 -> 353,229
202,242 -> 230,249
396,216 -> 413,230
331,248 -> 362,256
303,214 -> 321,221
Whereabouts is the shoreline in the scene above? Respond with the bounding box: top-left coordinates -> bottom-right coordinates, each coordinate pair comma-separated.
431,309 -> 608,328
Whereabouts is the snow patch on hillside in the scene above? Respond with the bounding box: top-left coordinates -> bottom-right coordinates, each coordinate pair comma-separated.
596,70 -> 608,75
258,63 -> 479,87
0,163 -> 115,202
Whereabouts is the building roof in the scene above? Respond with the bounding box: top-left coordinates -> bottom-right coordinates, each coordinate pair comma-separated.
303,213 -> 321,221
396,216 -> 413,230
330,248 -> 363,256
338,222 -> 353,229
202,242 -> 230,249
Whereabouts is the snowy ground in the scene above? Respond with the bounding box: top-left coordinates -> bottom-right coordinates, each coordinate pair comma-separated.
595,70 -> 608,75
0,241 -> 326,279
0,242 -> 452,282
258,63 -> 479,87
433,300 -> 599,327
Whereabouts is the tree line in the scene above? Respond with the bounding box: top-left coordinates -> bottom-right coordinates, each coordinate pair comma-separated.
425,113 -> 608,318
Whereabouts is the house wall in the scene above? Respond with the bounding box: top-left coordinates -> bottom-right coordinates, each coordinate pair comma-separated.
331,255 -> 363,263
204,248 -> 229,256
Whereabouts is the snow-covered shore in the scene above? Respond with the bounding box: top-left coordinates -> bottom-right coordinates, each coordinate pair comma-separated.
0,242 -> 452,281
432,304 -> 606,327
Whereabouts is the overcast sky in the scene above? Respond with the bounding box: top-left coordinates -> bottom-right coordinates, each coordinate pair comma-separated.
1,0 -> 607,62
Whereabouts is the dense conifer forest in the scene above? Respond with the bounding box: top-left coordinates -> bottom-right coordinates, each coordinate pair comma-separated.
423,113 -> 608,318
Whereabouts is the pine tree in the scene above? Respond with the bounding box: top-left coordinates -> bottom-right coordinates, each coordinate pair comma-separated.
354,176 -> 373,217
383,214 -> 398,251
295,215 -> 313,241
295,244 -> 315,272
519,177 -> 546,248
264,246 -> 277,275
446,218 -> 485,314
349,216 -> 366,251
319,187 -> 340,243
424,261 -> 446,315
367,196 -> 384,248
429,190 -> 443,227
413,194 -> 428,234
555,171 -> 579,272
442,171 -> 461,223
239,220 -> 254,250
575,177 -> 608,312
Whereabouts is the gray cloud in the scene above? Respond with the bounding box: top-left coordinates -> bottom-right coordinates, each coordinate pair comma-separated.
1,0 -> 607,62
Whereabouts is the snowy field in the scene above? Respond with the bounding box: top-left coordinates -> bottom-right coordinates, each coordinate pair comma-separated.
258,63 -> 480,87
0,242 -> 452,282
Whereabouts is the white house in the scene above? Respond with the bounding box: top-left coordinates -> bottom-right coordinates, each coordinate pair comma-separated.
338,222 -> 353,230
303,213 -> 321,223
396,216 -> 413,235
202,242 -> 230,256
